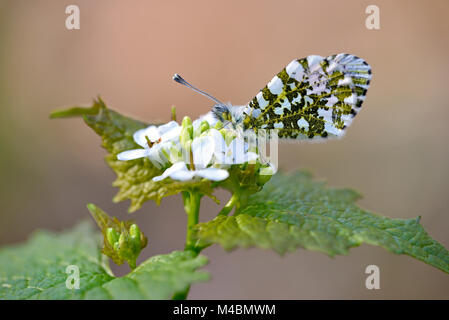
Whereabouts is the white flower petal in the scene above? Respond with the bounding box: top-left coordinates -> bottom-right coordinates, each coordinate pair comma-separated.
152,174 -> 165,182
222,154 -> 235,164
214,153 -> 227,165
192,136 -> 214,170
158,121 -> 179,135
132,129 -> 149,148
133,122 -> 180,148
193,112 -> 218,130
192,119 -> 201,131
148,145 -> 162,164
208,128 -> 226,153
117,149 -> 149,161
169,169 -> 195,181
148,144 -> 171,168
202,111 -> 218,126
195,167 -> 229,181
230,138 -> 247,164
209,128 -> 231,166
245,152 -> 259,163
160,126 -> 181,142
153,162 -> 187,181
133,126 -> 160,147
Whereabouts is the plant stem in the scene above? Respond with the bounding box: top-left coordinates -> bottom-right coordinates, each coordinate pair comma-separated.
177,190 -> 203,300
172,288 -> 189,300
218,192 -> 239,216
182,191 -> 202,253
128,259 -> 136,270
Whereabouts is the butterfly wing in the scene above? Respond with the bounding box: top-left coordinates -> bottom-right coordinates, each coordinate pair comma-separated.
243,54 -> 372,139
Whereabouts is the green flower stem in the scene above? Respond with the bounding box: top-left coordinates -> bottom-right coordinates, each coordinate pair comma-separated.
177,190 -> 203,300
172,287 -> 190,300
218,192 -> 239,216
182,191 -> 202,253
129,259 -> 137,270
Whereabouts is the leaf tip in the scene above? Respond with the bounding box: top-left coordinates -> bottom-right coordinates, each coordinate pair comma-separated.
49,109 -> 69,119
86,203 -> 97,212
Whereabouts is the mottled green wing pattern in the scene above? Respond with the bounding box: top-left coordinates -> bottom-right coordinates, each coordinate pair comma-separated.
243,54 -> 372,139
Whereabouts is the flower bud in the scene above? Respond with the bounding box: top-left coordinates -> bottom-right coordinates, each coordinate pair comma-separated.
180,117 -> 193,147
257,164 -> 275,185
106,227 -> 119,247
181,116 -> 192,127
88,204 -> 148,270
129,223 -> 139,237
214,120 -> 223,130
180,126 -> 193,146
200,120 -> 210,133
118,232 -> 127,249
220,128 -> 237,145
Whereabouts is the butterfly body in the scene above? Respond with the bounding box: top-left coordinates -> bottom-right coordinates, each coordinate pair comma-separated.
212,53 -> 372,140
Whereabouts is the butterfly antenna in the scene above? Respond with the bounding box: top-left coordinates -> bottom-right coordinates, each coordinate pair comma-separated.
173,74 -> 224,105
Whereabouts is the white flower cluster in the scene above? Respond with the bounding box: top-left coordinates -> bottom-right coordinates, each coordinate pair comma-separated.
117,112 -> 268,182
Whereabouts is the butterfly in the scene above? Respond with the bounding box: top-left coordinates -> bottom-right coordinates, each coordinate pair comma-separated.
174,53 -> 371,140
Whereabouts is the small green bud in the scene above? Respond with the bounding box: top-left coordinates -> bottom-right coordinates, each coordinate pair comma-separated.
130,224 -> 141,240
118,233 -> 127,249
219,128 -> 227,140
180,126 -> 193,147
181,116 -> 192,127
140,232 -> 148,249
88,203 -> 148,270
214,120 -> 223,129
200,120 -> 210,133
106,228 -> 119,247
257,165 -> 274,185
257,174 -> 272,186
220,128 -> 236,145
180,117 -> 194,147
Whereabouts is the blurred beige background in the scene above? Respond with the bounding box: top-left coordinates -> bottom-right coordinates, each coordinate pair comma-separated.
0,0 -> 448,299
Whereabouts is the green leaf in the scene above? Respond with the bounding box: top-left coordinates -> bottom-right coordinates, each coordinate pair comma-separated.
50,98 -> 217,212
0,221 -> 209,299
195,170 -> 449,274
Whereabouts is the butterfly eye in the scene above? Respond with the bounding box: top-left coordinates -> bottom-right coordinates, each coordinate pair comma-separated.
223,111 -> 231,121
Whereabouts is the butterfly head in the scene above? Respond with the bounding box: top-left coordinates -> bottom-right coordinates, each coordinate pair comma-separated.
211,103 -> 247,129
211,104 -> 231,122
